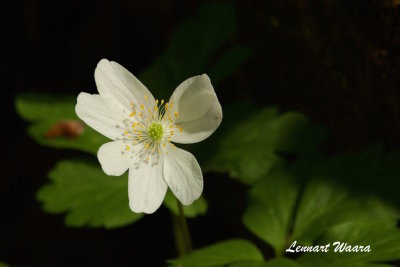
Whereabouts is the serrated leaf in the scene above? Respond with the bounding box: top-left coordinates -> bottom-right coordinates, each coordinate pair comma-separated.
163,190 -> 207,218
242,147 -> 400,266
167,239 -> 264,267
243,168 -> 299,255
37,160 -> 143,228
291,180 -> 398,243
297,221 -> 400,267
15,95 -> 107,154
205,107 -> 326,184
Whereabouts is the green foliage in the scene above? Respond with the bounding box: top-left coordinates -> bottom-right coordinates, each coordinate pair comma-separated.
242,148 -> 400,266
0,262 -> 9,267
298,221 -> 400,267
243,168 -> 299,254
37,160 -> 208,228
167,239 -> 264,267
15,95 -> 107,154
164,190 -> 208,218
140,2 -> 250,99
37,160 -> 143,228
205,107 -> 326,184
193,149 -> 400,267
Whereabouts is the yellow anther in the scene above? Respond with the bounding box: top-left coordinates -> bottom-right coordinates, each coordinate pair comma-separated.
161,99 -> 164,105
156,99 -> 159,104
140,104 -> 144,110
146,157 -> 149,162
170,131 -> 174,135
139,112 -> 143,117
174,111 -> 179,118
144,95 -> 148,101
179,127 -> 183,132
162,143 -> 166,147
125,145 -> 130,151
144,143 -> 149,149
124,130 -> 128,135
169,125 -> 173,128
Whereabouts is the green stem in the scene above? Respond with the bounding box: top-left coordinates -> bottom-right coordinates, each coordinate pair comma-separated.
172,198 -> 192,255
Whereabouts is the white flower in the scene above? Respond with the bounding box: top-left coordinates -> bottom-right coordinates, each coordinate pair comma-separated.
75,59 -> 222,214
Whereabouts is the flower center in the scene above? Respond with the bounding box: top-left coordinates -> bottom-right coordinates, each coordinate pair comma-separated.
147,122 -> 163,142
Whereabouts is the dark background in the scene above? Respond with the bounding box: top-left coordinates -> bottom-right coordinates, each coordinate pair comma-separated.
3,0 -> 400,266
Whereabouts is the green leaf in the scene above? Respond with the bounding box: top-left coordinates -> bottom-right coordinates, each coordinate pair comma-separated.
15,95 -> 107,154
205,107 -> 326,184
297,221 -> 400,267
163,190 -> 207,218
140,2 -> 248,99
0,262 -> 9,267
291,180 -> 398,244
167,239 -> 264,267
37,160 -> 143,228
242,147 -> 400,266
243,168 -> 299,255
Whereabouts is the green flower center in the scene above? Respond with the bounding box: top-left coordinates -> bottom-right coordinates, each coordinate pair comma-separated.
147,122 -> 163,142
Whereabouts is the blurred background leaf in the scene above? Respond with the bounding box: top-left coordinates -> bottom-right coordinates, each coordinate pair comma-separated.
0,262 -> 9,267
204,107 -> 327,184
168,239 -> 264,267
15,95 -> 107,154
140,2 -> 250,99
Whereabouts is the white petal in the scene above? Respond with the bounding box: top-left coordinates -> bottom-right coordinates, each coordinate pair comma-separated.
171,99 -> 222,144
94,59 -> 156,112
163,147 -> 203,205
75,92 -> 123,140
169,74 -> 222,144
128,156 -> 167,213
97,141 -> 133,176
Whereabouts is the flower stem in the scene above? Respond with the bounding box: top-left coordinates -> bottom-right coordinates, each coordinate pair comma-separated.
172,198 -> 192,255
